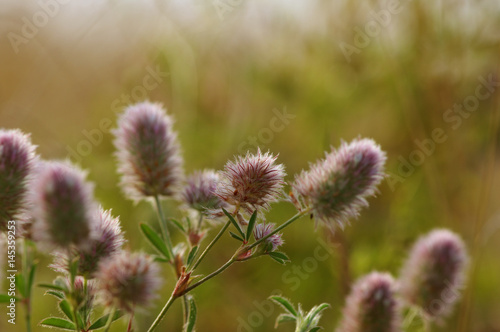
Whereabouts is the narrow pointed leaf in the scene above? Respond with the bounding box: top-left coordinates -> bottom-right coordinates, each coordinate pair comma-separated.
187,246 -> 198,267
170,218 -> 186,233
38,283 -> 67,292
88,310 -> 124,330
222,208 -> 244,238
40,317 -> 76,330
0,294 -> 18,302
27,262 -> 37,297
270,296 -> 298,317
45,290 -> 64,300
153,256 -> 170,263
310,327 -> 321,332
184,296 -> 197,332
268,251 -> 290,262
308,303 -> 330,319
58,299 -> 74,321
229,231 -> 244,242
269,255 -> 286,265
245,210 -> 258,241
140,223 -> 172,260
275,313 -> 296,327
15,274 -> 26,298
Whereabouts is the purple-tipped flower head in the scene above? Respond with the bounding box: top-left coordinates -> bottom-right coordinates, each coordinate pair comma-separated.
336,272 -> 400,332
96,251 -> 161,312
51,208 -> 125,278
399,229 -> 469,319
253,223 -> 284,252
0,129 -> 37,230
292,138 -> 386,229
182,169 -> 227,214
113,102 -> 183,202
31,161 -> 97,250
215,149 -> 286,213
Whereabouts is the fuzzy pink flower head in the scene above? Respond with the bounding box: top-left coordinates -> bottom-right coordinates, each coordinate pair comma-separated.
182,169 -> 227,214
96,251 -> 161,312
399,229 -> 469,319
336,272 -> 400,332
292,138 -> 386,230
253,223 -> 284,252
51,207 -> 125,278
215,149 -> 286,213
31,161 -> 98,250
0,129 -> 37,230
113,102 -> 183,202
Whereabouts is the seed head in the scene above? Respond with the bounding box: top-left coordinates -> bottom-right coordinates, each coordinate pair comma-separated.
182,169 -> 227,214
31,161 -> 97,250
215,149 -> 286,213
253,223 -> 284,252
96,251 -> 161,312
0,129 -> 37,230
336,272 -> 401,332
51,208 -> 125,278
113,102 -> 183,202
292,138 -> 386,230
399,229 -> 469,319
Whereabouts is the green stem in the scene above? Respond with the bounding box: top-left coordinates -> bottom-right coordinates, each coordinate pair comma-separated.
103,307 -> 117,332
147,294 -> 177,332
191,220 -> 231,271
246,211 -> 307,251
153,195 -> 175,260
22,239 -> 31,332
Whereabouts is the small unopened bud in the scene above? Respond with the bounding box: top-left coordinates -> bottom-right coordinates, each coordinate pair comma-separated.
182,170 -> 227,214
253,223 -> 284,253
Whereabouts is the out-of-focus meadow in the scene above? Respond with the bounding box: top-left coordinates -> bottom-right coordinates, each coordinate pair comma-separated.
1,0 -> 500,331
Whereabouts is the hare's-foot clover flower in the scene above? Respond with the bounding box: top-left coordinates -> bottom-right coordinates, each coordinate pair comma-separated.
0,129 -> 37,230
253,223 -> 284,253
292,138 -> 386,230
97,251 -> 161,312
336,272 -> 400,332
215,149 -> 285,214
113,102 -> 183,202
182,169 -> 227,214
31,161 -> 98,250
399,229 -> 469,319
52,207 -> 125,278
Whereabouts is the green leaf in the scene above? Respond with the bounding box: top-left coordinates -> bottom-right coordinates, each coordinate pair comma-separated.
15,274 -> 25,298
270,296 -> 298,317
170,218 -> 186,233
184,296 -> 197,332
140,223 -> 172,260
245,210 -> 258,241
229,231 -> 244,242
0,294 -> 18,303
38,283 -> 67,292
40,317 -> 76,330
153,256 -> 170,263
222,208 -> 244,238
88,310 -> 124,330
187,246 -> 198,267
27,262 -> 37,298
45,290 -> 64,300
269,255 -> 285,265
309,327 -> 321,332
275,313 -> 296,327
307,303 -> 330,319
268,251 -> 290,262
69,258 -> 79,281
58,299 -> 74,321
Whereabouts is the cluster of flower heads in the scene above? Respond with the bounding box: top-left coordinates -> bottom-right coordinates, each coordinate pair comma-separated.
292,138 -> 386,230
336,229 -> 469,332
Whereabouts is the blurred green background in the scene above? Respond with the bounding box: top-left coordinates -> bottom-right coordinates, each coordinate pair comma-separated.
1,0 -> 499,331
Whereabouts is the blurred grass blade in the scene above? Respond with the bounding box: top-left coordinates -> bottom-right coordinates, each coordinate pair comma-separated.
245,210 -> 258,241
